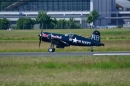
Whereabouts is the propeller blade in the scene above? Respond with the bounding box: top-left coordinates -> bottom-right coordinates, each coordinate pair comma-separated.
38,34 -> 42,48
38,28 -> 44,48
39,36 -> 41,48
38,28 -> 43,48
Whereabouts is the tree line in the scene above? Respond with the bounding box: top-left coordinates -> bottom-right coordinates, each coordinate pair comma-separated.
35,12 -> 80,29
0,18 -> 11,30
0,10 -> 99,30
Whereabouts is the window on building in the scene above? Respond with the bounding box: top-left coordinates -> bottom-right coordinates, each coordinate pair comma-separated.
1,0 -> 91,11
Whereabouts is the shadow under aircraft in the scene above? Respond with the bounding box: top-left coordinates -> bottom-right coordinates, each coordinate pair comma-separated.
38,30 -> 104,52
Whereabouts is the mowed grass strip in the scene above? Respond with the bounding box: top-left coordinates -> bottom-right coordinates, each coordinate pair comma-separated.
0,40 -> 130,52
0,56 -> 130,86
0,29 -> 130,52
0,29 -> 130,40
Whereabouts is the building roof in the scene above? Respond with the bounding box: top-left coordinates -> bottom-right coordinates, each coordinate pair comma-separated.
116,0 -> 130,8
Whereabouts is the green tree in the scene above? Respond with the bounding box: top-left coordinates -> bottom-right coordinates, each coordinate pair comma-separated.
16,18 -> 24,29
23,18 -> 35,29
86,15 -> 93,28
86,10 -> 100,28
68,17 -> 74,29
0,18 -> 10,30
68,17 -> 80,29
36,11 -> 81,29
52,18 -> 58,29
56,18 -> 80,29
57,19 -> 67,29
17,17 -> 35,29
91,10 -> 100,23
36,11 -> 52,29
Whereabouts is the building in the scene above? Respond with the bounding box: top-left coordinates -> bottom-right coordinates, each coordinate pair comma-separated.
116,0 -> 130,11
112,0 -> 130,26
0,0 -> 130,28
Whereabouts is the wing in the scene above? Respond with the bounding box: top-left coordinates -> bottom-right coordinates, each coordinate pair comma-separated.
51,39 -> 70,47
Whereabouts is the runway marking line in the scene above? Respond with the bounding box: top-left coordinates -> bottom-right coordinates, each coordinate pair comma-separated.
93,53 -> 130,56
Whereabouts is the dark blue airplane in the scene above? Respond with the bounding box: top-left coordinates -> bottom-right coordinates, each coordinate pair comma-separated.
38,30 -> 104,52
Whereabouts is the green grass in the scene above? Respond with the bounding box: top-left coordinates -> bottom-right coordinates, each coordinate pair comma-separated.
0,29 -> 130,86
0,29 -> 130,40
0,56 -> 130,86
0,40 -> 130,52
0,29 -> 130,52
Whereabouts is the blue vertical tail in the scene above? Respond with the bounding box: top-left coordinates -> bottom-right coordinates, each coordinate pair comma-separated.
90,30 -> 100,42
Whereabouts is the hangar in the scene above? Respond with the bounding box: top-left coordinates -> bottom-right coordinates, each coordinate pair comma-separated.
0,0 -> 130,28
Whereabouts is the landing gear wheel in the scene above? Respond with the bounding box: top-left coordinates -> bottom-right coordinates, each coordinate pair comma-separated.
48,48 -> 55,52
53,48 -> 55,52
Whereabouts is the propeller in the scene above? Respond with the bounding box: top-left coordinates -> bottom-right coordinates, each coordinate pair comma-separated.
38,29 -> 43,48
38,34 -> 42,48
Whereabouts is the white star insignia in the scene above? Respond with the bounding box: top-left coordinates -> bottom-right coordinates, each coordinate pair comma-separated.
73,37 -> 78,43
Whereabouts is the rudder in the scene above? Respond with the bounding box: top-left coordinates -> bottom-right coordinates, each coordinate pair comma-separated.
90,30 -> 100,42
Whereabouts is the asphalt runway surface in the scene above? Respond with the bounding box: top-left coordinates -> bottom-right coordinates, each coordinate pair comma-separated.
0,52 -> 130,57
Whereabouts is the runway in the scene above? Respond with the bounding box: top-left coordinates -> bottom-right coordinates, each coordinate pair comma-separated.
0,52 -> 130,57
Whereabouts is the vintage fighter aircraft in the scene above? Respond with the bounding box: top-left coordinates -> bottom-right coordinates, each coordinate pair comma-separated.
38,30 -> 104,52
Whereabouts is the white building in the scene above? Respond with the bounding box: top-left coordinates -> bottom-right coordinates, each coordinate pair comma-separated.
0,0 -> 130,28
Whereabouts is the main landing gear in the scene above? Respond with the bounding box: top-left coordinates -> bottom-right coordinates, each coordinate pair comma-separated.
48,48 -> 55,52
48,42 -> 55,52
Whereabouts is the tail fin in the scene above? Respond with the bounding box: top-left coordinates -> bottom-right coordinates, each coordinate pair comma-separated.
90,30 -> 100,42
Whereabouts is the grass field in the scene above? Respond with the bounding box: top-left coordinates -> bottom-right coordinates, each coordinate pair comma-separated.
0,56 -> 130,86
0,29 -> 130,86
0,28 -> 130,52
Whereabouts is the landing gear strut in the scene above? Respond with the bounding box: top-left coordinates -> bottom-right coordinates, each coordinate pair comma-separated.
48,41 -> 55,52
90,46 -> 93,52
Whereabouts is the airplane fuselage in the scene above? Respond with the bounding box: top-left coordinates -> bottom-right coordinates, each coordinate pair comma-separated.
42,32 -> 101,47
38,30 -> 104,52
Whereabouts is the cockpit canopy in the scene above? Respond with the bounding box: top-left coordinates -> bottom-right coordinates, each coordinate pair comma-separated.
65,32 -> 74,37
